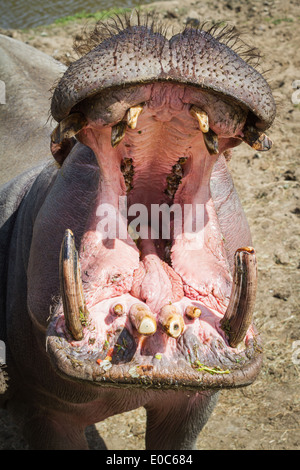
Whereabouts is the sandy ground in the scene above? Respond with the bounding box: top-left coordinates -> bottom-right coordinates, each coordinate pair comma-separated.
0,0 -> 299,450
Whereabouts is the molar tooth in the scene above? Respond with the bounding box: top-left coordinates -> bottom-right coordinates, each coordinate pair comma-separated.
127,104 -> 143,130
59,229 -> 87,341
160,304 -> 184,339
185,306 -> 202,319
203,128 -> 219,155
190,105 -> 209,133
220,246 -> 257,348
111,121 -> 127,148
129,304 -> 157,336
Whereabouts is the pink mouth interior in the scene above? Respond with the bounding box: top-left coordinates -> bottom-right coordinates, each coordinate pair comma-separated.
53,83 -> 257,367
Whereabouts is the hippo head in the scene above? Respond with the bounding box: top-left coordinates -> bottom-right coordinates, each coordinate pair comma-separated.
44,15 -> 275,390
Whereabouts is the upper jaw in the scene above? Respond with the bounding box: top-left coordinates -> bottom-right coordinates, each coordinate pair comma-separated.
51,23 -> 276,130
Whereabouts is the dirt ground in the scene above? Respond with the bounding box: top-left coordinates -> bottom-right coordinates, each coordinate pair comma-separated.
0,0 -> 299,450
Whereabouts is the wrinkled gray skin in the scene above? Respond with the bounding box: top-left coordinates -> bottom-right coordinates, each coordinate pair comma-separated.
0,35 -> 66,185
0,24 -> 273,449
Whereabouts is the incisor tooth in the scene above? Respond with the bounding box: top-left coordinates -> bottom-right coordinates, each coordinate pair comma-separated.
113,304 -> 124,316
127,104 -> 143,130
160,304 -> 184,339
190,106 -> 209,133
185,306 -> 202,319
129,304 -> 157,336
111,121 -> 127,148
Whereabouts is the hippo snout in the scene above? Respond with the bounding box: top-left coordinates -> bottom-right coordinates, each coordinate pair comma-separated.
0,12 -> 276,450
45,17 -> 275,390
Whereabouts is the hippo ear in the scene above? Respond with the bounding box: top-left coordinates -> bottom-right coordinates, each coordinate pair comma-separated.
50,113 -> 87,166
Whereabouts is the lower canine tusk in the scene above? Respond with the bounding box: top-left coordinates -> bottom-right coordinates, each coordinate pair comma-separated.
129,304 -> 157,336
160,304 -> 185,338
59,229 -> 87,341
220,246 -> 257,348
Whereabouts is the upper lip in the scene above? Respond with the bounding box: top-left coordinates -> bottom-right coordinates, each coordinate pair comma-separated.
51,24 -> 276,130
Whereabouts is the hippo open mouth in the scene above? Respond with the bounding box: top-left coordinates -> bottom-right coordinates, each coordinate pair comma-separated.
45,18 -> 275,390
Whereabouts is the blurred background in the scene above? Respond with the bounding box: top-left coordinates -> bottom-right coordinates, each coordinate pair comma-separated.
0,0 -> 161,29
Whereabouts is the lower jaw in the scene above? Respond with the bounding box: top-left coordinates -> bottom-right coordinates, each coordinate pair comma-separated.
47,214 -> 262,389
47,285 -> 263,390
46,319 -> 263,390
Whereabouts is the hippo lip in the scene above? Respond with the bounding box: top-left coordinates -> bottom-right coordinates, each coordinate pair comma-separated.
45,20 -> 273,390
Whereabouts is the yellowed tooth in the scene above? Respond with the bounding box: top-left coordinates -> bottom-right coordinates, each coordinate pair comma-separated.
203,128 -> 219,155
242,124 -> 273,151
127,104 -> 143,130
220,246 -> 257,348
129,304 -> 157,336
59,229 -> 86,341
51,113 -> 87,144
113,304 -> 124,316
190,105 -> 209,133
160,304 -> 185,339
111,121 -> 127,148
185,305 -> 202,319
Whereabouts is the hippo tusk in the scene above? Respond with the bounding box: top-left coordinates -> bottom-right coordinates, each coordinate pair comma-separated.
129,304 -> 157,336
59,229 -> 87,341
51,113 -> 87,144
127,104 -> 144,129
159,304 -> 185,338
50,113 -> 87,166
203,128 -> 219,155
111,121 -> 127,148
220,247 -> 257,348
190,106 -> 209,133
240,123 -> 272,151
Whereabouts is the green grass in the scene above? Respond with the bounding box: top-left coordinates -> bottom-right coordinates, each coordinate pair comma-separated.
272,17 -> 294,25
264,16 -> 296,25
54,7 -> 132,26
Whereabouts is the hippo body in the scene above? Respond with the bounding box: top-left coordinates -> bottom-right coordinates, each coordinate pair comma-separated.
0,16 -> 275,450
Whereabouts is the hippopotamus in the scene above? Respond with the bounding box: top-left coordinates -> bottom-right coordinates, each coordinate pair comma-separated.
0,15 -> 275,450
